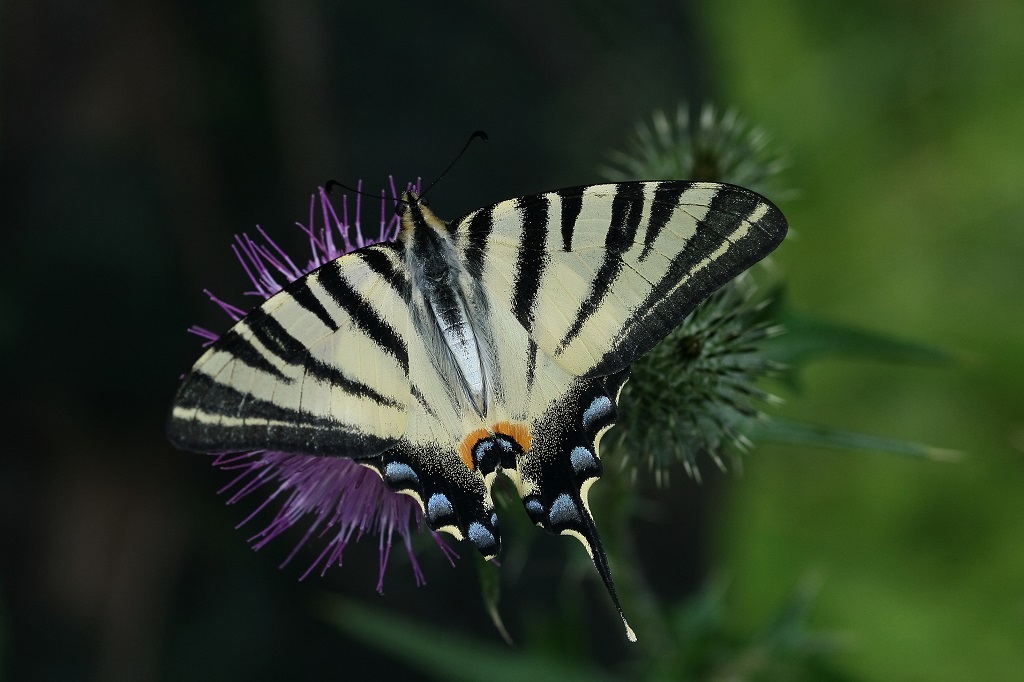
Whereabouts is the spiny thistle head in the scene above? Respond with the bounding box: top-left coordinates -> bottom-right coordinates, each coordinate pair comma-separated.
603,103 -> 790,200
609,276 -> 784,481
602,104 -> 789,480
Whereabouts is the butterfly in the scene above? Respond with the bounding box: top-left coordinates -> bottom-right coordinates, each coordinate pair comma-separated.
168,180 -> 787,641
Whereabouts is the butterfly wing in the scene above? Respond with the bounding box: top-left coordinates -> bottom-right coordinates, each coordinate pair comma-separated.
170,232 -> 504,554
168,243 -> 413,458
451,180 -> 788,377
448,180 -> 786,639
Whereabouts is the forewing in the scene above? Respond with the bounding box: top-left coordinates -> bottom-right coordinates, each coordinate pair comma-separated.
451,181 -> 787,377
168,244 -> 412,458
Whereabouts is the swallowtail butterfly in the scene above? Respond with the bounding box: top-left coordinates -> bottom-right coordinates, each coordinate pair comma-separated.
169,180 -> 788,641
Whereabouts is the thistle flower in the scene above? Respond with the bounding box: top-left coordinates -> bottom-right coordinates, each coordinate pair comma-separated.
603,105 -> 788,479
189,179 -> 457,591
603,103 -> 790,200
610,276 -> 784,481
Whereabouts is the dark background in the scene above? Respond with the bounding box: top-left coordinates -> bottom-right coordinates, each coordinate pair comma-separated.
2,1 -> 1022,679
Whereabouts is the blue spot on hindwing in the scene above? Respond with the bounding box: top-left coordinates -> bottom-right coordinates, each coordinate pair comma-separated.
427,493 -> 454,523
570,446 -> 599,475
473,439 -> 495,467
473,436 -> 519,474
468,522 -> 496,551
384,462 -> 419,488
549,493 -> 581,527
524,498 -> 545,522
582,395 -> 613,429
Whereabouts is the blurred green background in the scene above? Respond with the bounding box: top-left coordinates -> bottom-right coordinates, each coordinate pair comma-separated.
2,1 -> 1021,679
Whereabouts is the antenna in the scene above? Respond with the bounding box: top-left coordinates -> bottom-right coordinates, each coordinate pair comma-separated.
324,130 -> 488,207
324,179 -> 380,199
419,130 -> 488,200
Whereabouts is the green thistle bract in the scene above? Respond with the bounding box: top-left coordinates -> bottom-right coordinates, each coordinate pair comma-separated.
611,276 -> 783,481
602,104 -> 789,479
603,104 -> 790,200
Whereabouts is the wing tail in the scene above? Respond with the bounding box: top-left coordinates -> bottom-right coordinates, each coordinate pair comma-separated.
519,366 -> 638,640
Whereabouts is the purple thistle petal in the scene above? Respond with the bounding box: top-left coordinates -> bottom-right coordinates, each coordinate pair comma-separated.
296,193 -> 328,261
257,225 -> 304,281
318,186 -> 350,260
351,184 -> 366,248
320,186 -> 348,254
195,178 -> 441,591
230,240 -> 273,298
187,325 -> 220,346
202,289 -> 247,322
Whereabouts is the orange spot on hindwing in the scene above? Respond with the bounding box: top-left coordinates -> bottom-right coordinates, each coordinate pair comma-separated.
493,421 -> 533,452
457,422 -> 533,472
458,428 -> 491,470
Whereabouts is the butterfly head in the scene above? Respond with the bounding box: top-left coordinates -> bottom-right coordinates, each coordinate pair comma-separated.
397,191 -> 449,240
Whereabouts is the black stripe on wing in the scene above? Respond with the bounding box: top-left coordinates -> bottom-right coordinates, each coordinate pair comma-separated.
217,328 -> 293,381
555,182 -> 646,355
410,384 -> 441,422
462,208 -> 493,281
355,243 -> 410,294
639,182 -> 688,262
587,184 -> 787,377
289,277 -> 339,332
314,259 -> 409,374
169,373 -> 396,456
558,189 -> 584,252
511,195 -> 550,332
525,337 -> 539,395
239,307 -> 402,408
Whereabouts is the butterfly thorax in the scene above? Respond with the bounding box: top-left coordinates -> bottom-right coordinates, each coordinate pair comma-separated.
402,196 -> 492,419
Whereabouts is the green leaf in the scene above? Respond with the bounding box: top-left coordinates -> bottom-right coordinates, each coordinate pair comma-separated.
751,418 -> 963,460
650,578 -> 854,681
476,553 -> 514,645
763,310 -> 953,380
320,596 -> 616,682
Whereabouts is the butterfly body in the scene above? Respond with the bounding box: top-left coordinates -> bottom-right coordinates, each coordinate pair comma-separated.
169,180 -> 788,641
